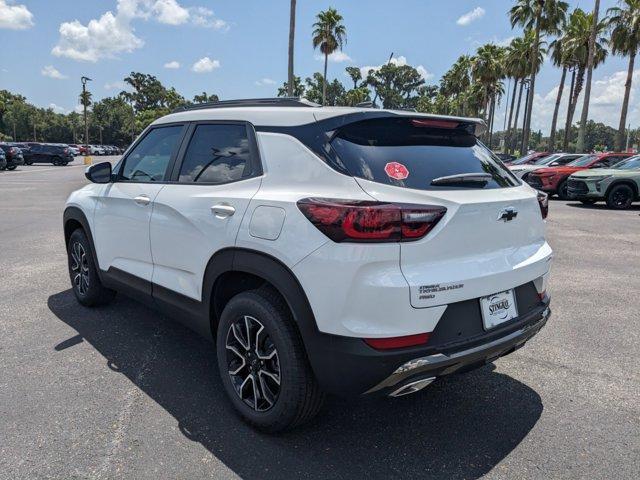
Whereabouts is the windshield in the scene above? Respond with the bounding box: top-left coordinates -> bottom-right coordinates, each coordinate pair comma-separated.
513,153 -> 544,165
568,154 -> 597,167
534,154 -> 561,165
613,155 -> 640,170
330,117 -> 519,191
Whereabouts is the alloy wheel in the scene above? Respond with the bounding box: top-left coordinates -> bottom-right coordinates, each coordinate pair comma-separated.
612,190 -> 631,208
70,241 -> 90,296
225,315 -> 281,412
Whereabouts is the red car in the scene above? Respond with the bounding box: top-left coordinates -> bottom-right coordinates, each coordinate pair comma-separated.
527,152 -> 633,199
506,151 -> 550,165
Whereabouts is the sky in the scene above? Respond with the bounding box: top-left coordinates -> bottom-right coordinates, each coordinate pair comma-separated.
0,0 -> 636,134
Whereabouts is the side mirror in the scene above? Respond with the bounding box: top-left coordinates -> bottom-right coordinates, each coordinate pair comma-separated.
549,161 -> 559,166
590,163 -> 603,169
85,161 -> 112,183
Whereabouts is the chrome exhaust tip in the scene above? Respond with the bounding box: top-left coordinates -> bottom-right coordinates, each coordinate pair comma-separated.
389,377 -> 435,397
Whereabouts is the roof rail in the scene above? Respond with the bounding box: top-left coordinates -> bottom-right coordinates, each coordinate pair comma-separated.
172,97 -> 320,113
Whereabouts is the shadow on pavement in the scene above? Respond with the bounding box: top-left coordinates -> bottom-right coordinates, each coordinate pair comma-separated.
565,201 -> 640,211
48,289 -> 542,480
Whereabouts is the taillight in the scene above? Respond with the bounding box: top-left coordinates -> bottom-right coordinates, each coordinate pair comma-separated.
364,333 -> 431,350
537,191 -> 548,219
297,198 -> 446,243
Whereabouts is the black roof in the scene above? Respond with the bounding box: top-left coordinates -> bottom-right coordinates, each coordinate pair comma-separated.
172,97 -> 320,113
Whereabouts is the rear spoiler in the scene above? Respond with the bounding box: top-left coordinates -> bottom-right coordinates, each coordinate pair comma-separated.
390,111 -> 487,137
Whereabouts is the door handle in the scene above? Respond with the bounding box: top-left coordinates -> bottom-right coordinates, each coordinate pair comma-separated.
211,204 -> 235,218
134,194 -> 151,206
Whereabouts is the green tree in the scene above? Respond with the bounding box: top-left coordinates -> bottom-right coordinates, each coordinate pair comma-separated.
510,0 -> 569,152
345,66 -> 363,89
365,63 -> 425,109
561,8 -> 608,150
471,44 -> 507,145
607,0 -> 640,151
193,92 -> 219,104
304,72 -> 346,106
576,0 -> 602,152
277,76 -> 305,98
312,8 -> 347,105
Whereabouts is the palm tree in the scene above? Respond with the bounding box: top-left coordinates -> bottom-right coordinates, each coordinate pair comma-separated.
505,32 -> 541,153
312,8 -> 346,105
608,0 -> 640,151
576,0 -> 601,153
510,0 -> 569,152
441,55 -> 472,116
562,8 -> 608,150
548,36 -> 570,152
287,0 -> 297,97
471,44 -> 506,146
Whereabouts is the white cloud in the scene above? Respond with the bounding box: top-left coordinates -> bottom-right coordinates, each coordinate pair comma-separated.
315,51 -> 352,63
457,7 -> 485,26
104,81 -> 127,90
153,0 -> 189,25
0,0 -> 34,30
359,56 -> 434,82
164,60 -> 180,69
191,56 -> 220,73
48,103 -> 68,114
190,6 -> 228,30
255,78 -> 276,86
41,65 -> 67,80
74,104 -> 85,114
52,0 -> 228,62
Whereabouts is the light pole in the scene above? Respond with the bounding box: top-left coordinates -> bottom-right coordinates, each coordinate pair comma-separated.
81,76 -> 92,152
626,123 -> 632,152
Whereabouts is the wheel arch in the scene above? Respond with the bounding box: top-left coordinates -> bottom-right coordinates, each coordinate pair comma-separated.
63,206 -> 103,280
605,180 -> 639,199
203,248 -> 319,346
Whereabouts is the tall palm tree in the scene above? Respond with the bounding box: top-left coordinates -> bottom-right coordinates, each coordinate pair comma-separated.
505,32 -> 542,153
472,44 -> 506,145
608,0 -> 640,151
576,0 -> 601,152
440,55 -> 472,116
312,8 -> 347,105
548,36 -> 570,152
562,8 -> 608,150
510,0 -> 569,153
287,0 -> 297,97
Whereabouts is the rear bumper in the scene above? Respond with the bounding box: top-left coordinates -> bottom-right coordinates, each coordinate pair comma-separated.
305,298 -> 551,397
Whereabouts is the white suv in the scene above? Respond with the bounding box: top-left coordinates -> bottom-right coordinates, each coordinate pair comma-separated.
64,98 -> 552,431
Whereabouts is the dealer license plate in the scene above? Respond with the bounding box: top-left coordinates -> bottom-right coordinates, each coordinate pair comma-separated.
480,289 -> 518,329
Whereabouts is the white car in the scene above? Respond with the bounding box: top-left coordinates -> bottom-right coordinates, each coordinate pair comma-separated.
509,153 -> 585,180
88,145 -> 105,155
63,98 -> 552,431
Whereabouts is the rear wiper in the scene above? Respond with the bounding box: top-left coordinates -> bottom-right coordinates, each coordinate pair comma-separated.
430,173 -> 492,186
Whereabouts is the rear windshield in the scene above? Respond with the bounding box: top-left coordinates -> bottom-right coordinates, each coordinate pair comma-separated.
329,118 -> 519,190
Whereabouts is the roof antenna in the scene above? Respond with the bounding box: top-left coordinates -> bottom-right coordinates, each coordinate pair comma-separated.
371,52 -> 393,108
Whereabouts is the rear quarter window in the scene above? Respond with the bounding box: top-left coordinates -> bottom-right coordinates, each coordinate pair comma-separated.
330,117 -> 519,190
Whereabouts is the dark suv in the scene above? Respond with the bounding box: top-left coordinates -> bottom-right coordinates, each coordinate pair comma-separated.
0,144 -> 25,170
23,144 -> 74,166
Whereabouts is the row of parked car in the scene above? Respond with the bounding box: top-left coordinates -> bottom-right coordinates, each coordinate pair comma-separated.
503,151 -> 640,210
0,142 -> 125,170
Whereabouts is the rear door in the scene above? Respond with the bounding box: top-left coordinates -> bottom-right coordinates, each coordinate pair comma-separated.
93,124 -> 186,283
149,122 -> 262,301
329,117 -> 551,308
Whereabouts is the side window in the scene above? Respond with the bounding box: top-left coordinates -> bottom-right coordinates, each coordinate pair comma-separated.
558,156 -> 576,165
120,125 -> 184,182
178,124 -> 253,184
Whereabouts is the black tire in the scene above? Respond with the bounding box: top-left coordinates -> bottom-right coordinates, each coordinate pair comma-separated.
6,165 -> 17,171
61,161 -> 69,166
52,157 -> 62,166
24,160 -> 33,166
216,288 -> 324,432
557,180 -> 570,200
580,199 -> 597,205
606,184 -> 634,210
67,229 -> 116,307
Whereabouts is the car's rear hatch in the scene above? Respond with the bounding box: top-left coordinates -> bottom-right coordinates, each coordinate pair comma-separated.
329,116 -> 551,308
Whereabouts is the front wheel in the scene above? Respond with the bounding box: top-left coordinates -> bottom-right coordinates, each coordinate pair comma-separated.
606,184 -> 634,210
24,160 -> 33,165
67,229 -> 116,306
216,288 -> 324,432
6,165 -> 17,171
557,180 -> 570,200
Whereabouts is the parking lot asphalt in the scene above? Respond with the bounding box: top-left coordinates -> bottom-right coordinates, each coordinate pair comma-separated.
1,159 -> 638,479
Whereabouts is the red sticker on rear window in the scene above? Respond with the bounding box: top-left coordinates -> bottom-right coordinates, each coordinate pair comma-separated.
384,162 -> 409,180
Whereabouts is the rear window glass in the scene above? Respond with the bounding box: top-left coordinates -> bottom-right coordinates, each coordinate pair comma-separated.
330,118 -> 519,190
